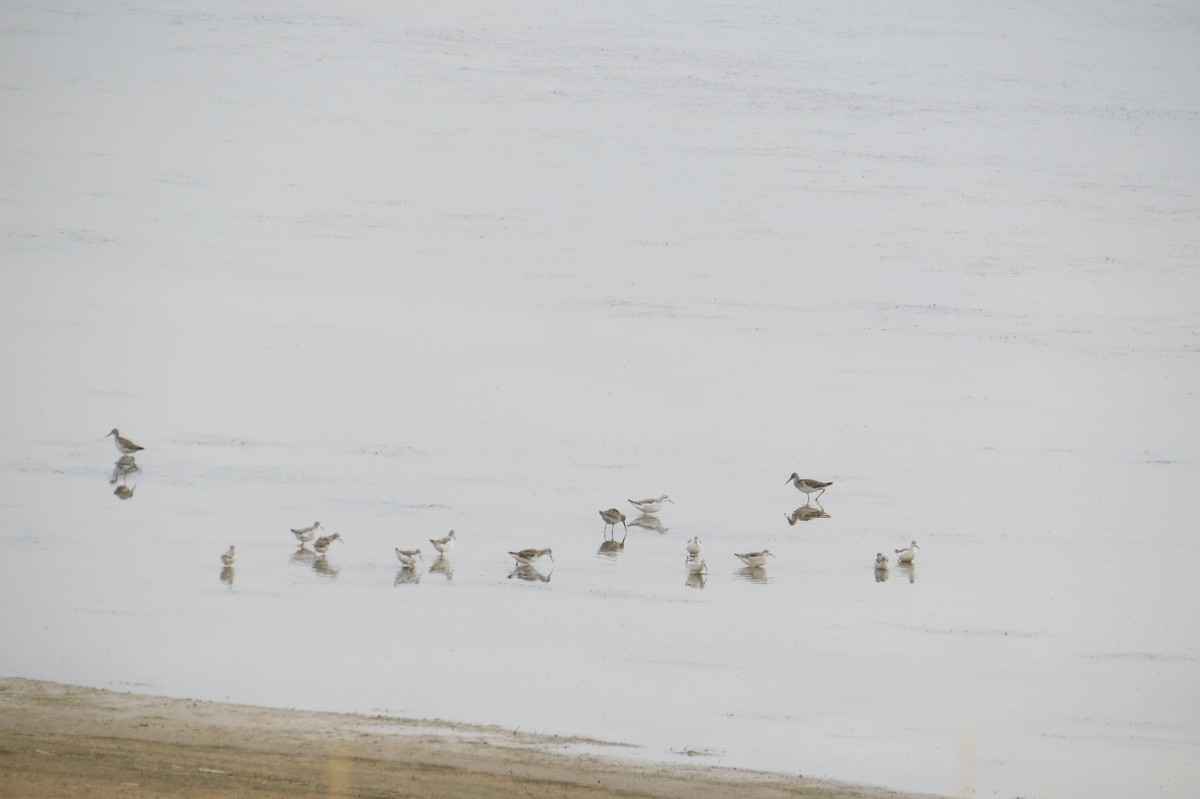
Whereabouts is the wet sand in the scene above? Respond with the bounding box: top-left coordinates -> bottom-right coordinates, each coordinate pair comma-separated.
0,678 -> 941,798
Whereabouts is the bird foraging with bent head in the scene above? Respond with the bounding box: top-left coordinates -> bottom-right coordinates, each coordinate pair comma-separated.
508,548 -> 554,566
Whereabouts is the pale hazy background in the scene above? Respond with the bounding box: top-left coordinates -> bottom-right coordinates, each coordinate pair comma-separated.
2,2 -> 1198,798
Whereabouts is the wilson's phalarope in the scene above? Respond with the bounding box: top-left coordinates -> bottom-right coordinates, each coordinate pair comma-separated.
735,549 -> 774,568
429,530 -> 457,554
221,545 -> 236,567
313,533 -> 342,556
105,428 -> 144,455
628,494 -> 673,514
785,474 -> 831,503
874,553 -> 889,570
686,536 -> 702,556
395,547 -> 422,567
509,547 -> 554,566
599,508 -> 627,537
685,555 -> 707,574
894,540 -> 920,563
290,521 -> 321,545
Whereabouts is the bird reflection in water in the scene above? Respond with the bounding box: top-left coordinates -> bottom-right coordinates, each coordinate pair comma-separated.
686,571 -> 707,590
429,555 -> 454,581
312,558 -> 340,578
220,566 -> 234,588
508,564 -> 552,583
874,565 -> 890,583
290,546 -> 316,565
786,505 -> 830,525
897,562 -> 916,584
394,567 -> 422,586
113,484 -> 136,500
109,455 -> 140,485
597,531 -> 627,558
629,514 -> 669,533
735,566 -> 770,584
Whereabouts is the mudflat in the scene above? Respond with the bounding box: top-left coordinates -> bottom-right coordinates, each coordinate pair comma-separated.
0,678 -> 940,798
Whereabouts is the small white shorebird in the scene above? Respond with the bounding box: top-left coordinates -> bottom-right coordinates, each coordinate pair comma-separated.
105,428 -> 144,455
508,547 -> 554,566
875,553 -> 889,571
735,549 -> 774,568
395,547 -> 422,567
785,473 -> 832,503
429,530 -> 457,554
290,521 -> 322,545
599,508 -> 628,537
894,540 -> 920,563
685,555 -> 707,574
686,536 -> 702,556
220,545 -> 236,567
628,494 -> 673,514
313,533 -> 343,556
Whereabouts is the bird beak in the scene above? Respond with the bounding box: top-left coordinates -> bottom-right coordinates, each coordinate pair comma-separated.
621,520 -> 628,530
548,553 -> 555,562
783,476 -> 791,484
667,498 -> 675,503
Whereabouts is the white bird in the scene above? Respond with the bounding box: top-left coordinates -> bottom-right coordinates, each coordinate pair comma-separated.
220,545 -> 236,567
628,494 -> 673,514
508,547 -> 554,566
429,530 -> 457,554
291,521 -> 322,545
735,549 -> 774,567
395,547 -> 422,567
686,555 -> 707,574
686,536 -> 702,556
105,428 -> 144,455
785,473 -> 832,503
895,540 -> 920,563
875,553 -> 889,571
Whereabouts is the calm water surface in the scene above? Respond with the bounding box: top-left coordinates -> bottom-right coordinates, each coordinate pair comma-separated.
2,2 -> 1198,798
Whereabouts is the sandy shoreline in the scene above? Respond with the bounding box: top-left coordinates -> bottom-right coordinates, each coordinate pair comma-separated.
0,677 -> 943,798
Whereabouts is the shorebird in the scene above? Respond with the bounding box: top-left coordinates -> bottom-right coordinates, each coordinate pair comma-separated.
290,521 -> 322,545
735,549 -> 774,568
785,474 -> 832,503
875,553 -> 889,571
894,540 -> 920,563
685,555 -> 707,574
628,494 -> 673,514
599,508 -> 627,537
221,545 -> 236,567
508,547 -> 554,566
313,533 -> 343,556
395,547 -> 422,567
429,530 -> 457,554
105,428 -> 144,455
686,536 -> 702,556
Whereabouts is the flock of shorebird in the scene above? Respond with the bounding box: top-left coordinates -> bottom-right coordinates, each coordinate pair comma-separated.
105,429 -> 922,583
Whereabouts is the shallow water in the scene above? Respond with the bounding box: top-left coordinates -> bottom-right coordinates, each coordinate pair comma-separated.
2,1 -> 1198,797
